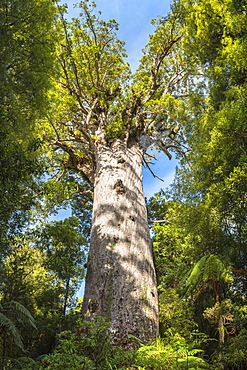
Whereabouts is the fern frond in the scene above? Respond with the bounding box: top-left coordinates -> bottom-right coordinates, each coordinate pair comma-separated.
203,255 -> 223,282
186,255 -> 208,289
188,348 -> 204,356
3,301 -> 37,330
177,355 -> 209,369
0,312 -> 24,350
16,357 -> 38,366
187,254 -> 232,295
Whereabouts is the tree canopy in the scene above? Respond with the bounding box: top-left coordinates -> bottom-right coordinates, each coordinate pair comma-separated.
41,0 -> 190,186
0,0 -> 58,245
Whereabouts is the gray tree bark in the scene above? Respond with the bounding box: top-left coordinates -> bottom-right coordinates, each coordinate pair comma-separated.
82,139 -> 159,347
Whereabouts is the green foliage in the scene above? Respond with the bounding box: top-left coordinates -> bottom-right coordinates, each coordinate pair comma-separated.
147,193 -> 197,335
36,217 -> 86,313
13,356 -> 41,370
133,336 -> 209,370
148,184 -> 245,367
2,239 -> 52,305
148,193 -> 195,285
223,328 -> 247,369
45,0 -> 131,149
171,0 -> 247,258
0,132 -> 41,245
153,0 -> 247,367
39,318 -> 135,370
0,236 -> 86,359
40,337 -> 95,370
186,255 -> 234,296
0,300 -> 36,351
37,318 -> 209,370
0,0 -> 57,120
0,0 -> 58,245
177,356 -> 210,370
158,287 -> 196,336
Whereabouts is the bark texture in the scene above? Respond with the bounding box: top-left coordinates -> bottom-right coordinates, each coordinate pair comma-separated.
82,140 -> 159,347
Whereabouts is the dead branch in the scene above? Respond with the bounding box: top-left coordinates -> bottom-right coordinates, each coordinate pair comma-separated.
143,157 -> 164,182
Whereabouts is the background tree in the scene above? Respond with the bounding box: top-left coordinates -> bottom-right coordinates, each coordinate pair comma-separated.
0,238 -> 60,358
38,217 -> 86,316
0,0 -> 57,247
173,0 -> 247,261
147,193 -> 196,337
0,0 -> 62,361
0,300 -> 36,367
147,0 -> 247,366
0,225 -> 86,360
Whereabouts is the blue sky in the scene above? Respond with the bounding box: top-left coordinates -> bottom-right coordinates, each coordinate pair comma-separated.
57,0 -> 177,206
64,0 -> 171,72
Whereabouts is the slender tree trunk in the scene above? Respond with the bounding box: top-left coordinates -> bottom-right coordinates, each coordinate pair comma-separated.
82,139 -> 159,347
63,278 -> 70,316
218,313 -> 225,369
1,333 -> 6,370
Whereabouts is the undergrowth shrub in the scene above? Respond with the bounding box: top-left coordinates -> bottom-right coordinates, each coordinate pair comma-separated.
134,336 -> 210,370
37,317 -> 210,369
38,317 -> 135,370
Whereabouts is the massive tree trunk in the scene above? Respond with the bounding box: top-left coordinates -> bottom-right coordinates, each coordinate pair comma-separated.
82,139 -> 159,347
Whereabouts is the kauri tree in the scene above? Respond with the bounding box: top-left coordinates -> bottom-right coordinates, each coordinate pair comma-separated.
42,1 -> 190,347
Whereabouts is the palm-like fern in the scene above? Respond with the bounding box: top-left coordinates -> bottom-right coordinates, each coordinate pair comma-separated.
0,300 -> 37,351
186,254 -> 233,301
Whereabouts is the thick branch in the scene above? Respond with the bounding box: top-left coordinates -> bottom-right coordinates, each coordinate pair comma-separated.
143,36 -> 182,104
50,140 -> 96,183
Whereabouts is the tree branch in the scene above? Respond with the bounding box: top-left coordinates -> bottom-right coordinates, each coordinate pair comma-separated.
143,157 -> 164,182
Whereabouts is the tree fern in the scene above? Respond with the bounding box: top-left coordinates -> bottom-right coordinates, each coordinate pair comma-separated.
186,254 -> 233,297
203,255 -> 223,282
186,255 -> 208,290
3,300 -> 37,330
0,300 -> 37,351
0,312 -> 24,350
